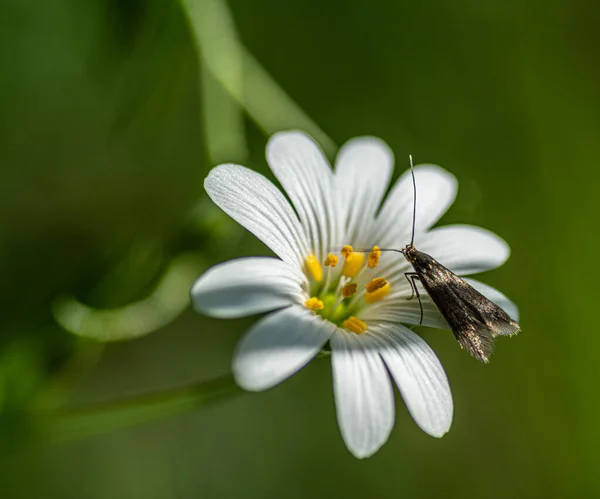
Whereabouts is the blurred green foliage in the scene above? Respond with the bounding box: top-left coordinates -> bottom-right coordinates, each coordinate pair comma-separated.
1,0 -> 600,497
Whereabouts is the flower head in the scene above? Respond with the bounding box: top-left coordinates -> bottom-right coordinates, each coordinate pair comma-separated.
192,131 -> 518,458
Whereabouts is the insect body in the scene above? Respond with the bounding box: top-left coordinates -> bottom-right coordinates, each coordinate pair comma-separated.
355,156 -> 520,361
379,155 -> 521,362
401,243 -> 519,363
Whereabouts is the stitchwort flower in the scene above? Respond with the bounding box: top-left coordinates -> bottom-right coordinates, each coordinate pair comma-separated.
192,131 -> 518,458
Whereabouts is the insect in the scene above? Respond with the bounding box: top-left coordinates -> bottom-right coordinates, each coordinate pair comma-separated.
379,156 -> 520,363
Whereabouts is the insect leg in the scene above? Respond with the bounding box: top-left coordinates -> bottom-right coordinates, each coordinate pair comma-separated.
404,272 -> 420,299
404,273 -> 424,325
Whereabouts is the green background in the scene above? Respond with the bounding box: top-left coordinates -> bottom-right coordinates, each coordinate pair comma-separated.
1,0 -> 597,497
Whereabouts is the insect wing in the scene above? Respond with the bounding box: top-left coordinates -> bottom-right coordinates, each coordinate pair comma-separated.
410,250 -> 519,363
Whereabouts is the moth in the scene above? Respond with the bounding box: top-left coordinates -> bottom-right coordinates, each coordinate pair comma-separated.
382,157 -> 520,363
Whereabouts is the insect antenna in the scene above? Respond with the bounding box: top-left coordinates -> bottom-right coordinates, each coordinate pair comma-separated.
409,154 -> 417,248
351,156 -> 417,255
351,248 -> 403,254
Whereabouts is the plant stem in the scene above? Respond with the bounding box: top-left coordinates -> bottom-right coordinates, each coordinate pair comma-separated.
180,0 -> 337,156
47,373 -> 242,444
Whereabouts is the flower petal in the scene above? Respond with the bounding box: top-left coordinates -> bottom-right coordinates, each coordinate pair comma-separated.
464,278 -> 520,322
372,323 -> 453,437
266,131 -> 341,260
335,137 -> 394,246
205,164 -> 308,267
330,330 -> 395,458
233,306 -> 335,391
373,165 -> 458,247
191,257 -> 306,319
361,299 -> 449,330
417,224 -> 510,275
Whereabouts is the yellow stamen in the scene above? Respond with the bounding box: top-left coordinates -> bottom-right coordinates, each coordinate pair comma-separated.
305,297 -> 324,311
341,283 -> 357,298
368,246 -> 381,268
344,316 -> 367,334
341,245 -> 353,258
365,277 -> 387,293
324,254 -> 339,267
365,278 -> 391,303
305,254 -> 323,282
343,252 -> 365,278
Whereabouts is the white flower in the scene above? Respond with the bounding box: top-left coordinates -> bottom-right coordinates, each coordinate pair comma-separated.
191,131 -> 518,458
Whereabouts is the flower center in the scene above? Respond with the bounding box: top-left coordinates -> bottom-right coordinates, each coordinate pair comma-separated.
303,245 -> 391,334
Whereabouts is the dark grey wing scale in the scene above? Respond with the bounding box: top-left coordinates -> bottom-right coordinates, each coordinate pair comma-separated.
409,249 -> 520,363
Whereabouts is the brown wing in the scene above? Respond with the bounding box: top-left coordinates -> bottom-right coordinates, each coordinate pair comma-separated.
410,249 -> 520,363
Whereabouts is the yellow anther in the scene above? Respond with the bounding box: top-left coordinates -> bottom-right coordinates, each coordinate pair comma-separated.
344,316 -> 368,334
305,254 -> 323,282
341,245 -> 353,258
341,283 -> 357,298
305,297 -> 324,311
324,254 -> 339,267
368,246 -> 381,268
365,278 -> 391,303
365,277 -> 387,293
342,252 -> 365,278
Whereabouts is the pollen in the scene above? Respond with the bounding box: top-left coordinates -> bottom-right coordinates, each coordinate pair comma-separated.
341,283 -> 357,298
305,297 -> 324,311
324,254 -> 339,267
305,254 -> 323,282
341,245 -> 353,258
342,252 -> 365,278
365,277 -> 391,303
368,246 -> 381,268
344,316 -> 367,334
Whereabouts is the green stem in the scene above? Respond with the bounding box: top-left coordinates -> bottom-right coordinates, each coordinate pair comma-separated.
47,374 -> 242,444
180,0 -> 337,156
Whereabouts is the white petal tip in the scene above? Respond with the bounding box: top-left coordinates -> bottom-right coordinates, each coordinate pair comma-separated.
491,236 -> 511,264
266,130 -> 317,155
340,136 -> 394,157
232,371 -> 269,392
345,436 -> 391,459
414,163 -> 458,185
203,164 -> 243,200
416,413 -> 453,439
348,447 -> 379,459
426,425 -> 452,439
336,137 -> 394,179
269,129 -> 311,140
204,163 -> 232,183
190,278 -> 216,316
418,413 -> 453,438
232,357 -> 284,392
